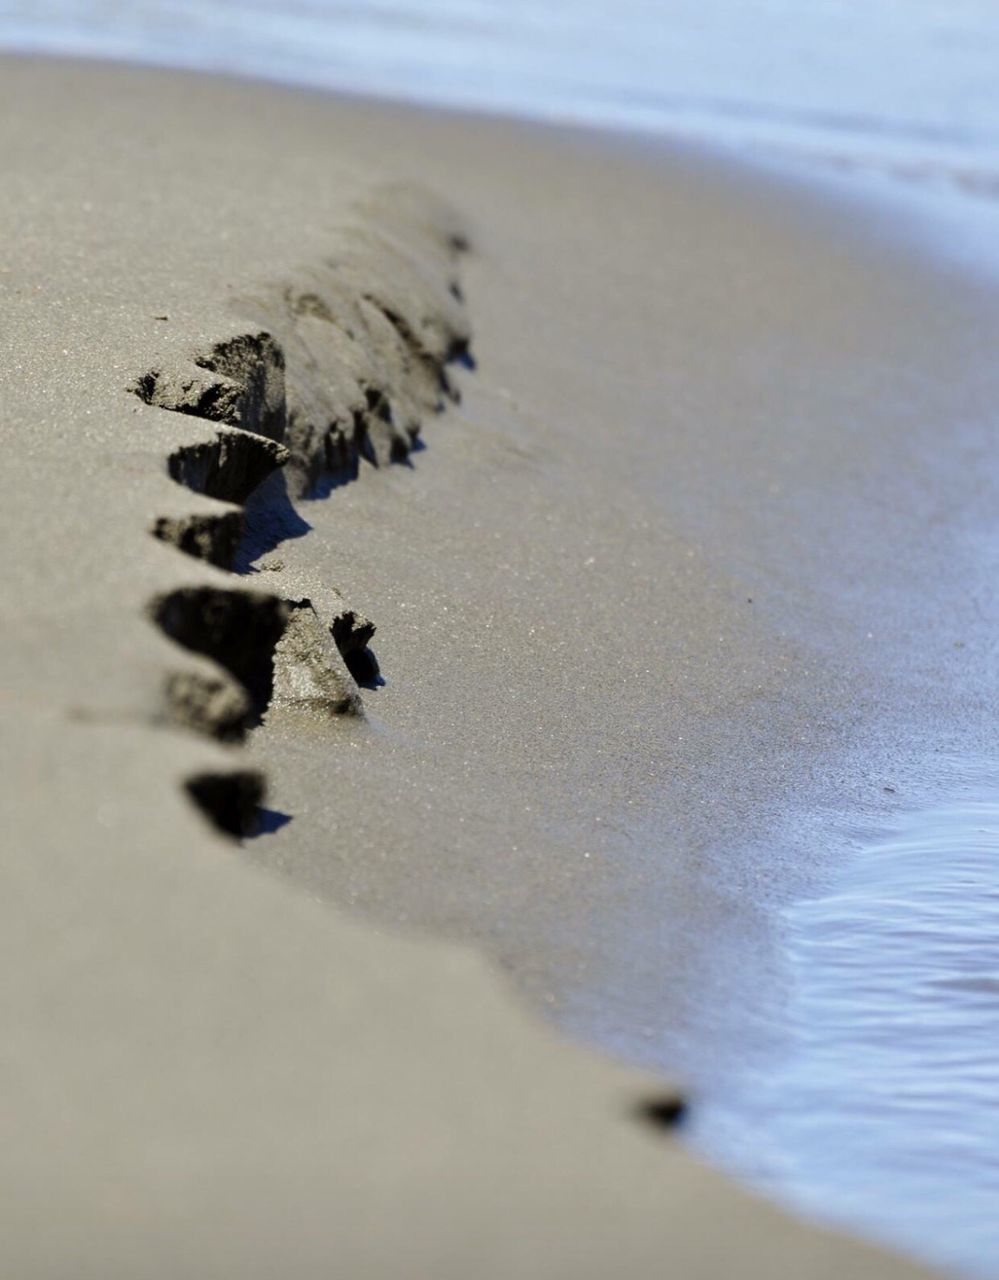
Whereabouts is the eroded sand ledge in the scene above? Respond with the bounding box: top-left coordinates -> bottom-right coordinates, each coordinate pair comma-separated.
136,188 -> 473,795
4,54 -> 997,1278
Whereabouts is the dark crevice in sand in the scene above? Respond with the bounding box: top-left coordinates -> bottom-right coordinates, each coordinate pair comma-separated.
166,429 -> 290,507
152,510 -> 245,569
151,426 -> 291,569
185,768 -> 266,840
330,606 -> 381,687
637,1096 -> 689,1132
161,665 -> 254,743
151,586 -> 291,728
129,189 -> 471,831
151,586 -> 368,740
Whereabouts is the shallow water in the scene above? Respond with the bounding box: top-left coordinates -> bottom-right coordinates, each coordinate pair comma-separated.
3,0 -> 999,192
690,790 -> 999,1277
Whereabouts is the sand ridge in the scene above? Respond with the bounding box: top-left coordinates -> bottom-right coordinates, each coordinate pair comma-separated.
127,185 -> 472,822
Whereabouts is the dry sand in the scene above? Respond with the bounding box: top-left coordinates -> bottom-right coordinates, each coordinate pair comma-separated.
4,53 -> 999,1278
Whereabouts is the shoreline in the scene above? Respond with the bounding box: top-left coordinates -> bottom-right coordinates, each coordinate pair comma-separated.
4,53 -> 997,1277
690,771 -> 999,1278
7,21 -> 999,202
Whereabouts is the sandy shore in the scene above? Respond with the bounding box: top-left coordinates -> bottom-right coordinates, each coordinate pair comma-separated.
5,53 -> 999,1277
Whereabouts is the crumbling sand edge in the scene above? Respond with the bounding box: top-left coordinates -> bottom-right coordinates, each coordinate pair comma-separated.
131,185 -> 472,835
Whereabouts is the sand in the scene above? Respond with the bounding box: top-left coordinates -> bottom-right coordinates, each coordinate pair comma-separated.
4,52 -> 998,1278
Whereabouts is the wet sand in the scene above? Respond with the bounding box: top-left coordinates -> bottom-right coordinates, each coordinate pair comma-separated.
4,54 -> 998,1278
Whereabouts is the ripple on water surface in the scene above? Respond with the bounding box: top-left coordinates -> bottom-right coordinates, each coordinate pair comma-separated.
692,792 -> 999,1278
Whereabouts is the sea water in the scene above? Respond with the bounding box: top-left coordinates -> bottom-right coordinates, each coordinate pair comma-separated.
3,3 -> 999,1273
2,0 -> 999,194
689,789 -> 999,1276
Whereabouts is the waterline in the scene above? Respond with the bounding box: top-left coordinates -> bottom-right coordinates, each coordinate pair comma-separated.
3,0 -> 999,195
691,785 -> 999,1277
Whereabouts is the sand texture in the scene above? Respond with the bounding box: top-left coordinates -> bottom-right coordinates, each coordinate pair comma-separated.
5,54 -> 998,1278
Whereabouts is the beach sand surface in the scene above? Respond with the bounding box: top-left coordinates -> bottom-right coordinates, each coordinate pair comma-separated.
5,55 -> 998,1278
